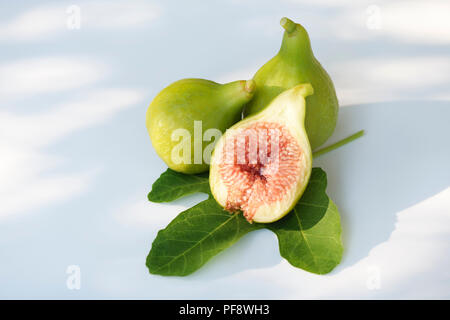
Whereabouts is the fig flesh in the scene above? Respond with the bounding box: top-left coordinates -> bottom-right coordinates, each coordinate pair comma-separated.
244,17 -> 339,150
210,84 -> 313,223
146,79 -> 256,174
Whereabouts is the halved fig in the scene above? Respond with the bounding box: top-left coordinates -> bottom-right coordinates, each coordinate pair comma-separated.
210,84 -> 314,223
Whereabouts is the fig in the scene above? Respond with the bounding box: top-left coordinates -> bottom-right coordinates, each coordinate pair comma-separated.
146,79 -> 256,174
210,84 -> 313,223
244,17 -> 339,150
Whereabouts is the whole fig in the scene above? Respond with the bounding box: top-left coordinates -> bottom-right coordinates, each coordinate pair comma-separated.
244,17 -> 338,150
146,79 -> 255,174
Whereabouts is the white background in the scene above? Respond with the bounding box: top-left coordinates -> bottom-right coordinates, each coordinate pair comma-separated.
0,0 -> 449,299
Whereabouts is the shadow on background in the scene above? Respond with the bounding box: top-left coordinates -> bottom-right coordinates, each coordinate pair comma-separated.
315,100 -> 450,269
181,100 -> 450,280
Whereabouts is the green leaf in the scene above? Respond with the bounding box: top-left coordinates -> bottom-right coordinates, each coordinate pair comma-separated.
267,168 -> 343,274
146,167 -> 343,276
148,169 -> 210,203
146,198 -> 262,276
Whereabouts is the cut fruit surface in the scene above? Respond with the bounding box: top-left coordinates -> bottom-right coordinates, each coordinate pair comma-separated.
210,84 -> 314,223
219,122 -> 303,221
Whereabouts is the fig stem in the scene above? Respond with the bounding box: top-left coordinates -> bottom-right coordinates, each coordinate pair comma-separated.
244,80 -> 256,93
312,130 -> 365,158
280,17 -> 297,34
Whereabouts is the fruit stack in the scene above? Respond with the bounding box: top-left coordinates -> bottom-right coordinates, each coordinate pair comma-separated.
146,17 -> 339,224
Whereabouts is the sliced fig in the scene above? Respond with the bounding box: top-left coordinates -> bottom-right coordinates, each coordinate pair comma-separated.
210,84 -> 313,223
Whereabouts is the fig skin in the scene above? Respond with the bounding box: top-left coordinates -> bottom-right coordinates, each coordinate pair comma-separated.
210,84 -> 314,223
146,79 -> 256,174
244,17 -> 338,150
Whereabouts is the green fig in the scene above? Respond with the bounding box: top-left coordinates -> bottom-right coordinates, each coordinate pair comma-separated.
210,84 -> 313,223
146,79 -> 256,174
244,17 -> 338,150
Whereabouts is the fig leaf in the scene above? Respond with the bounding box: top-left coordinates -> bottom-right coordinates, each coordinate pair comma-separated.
148,169 -> 210,203
267,168 -> 343,274
146,167 -> 342,275
146,198 -> 262,276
